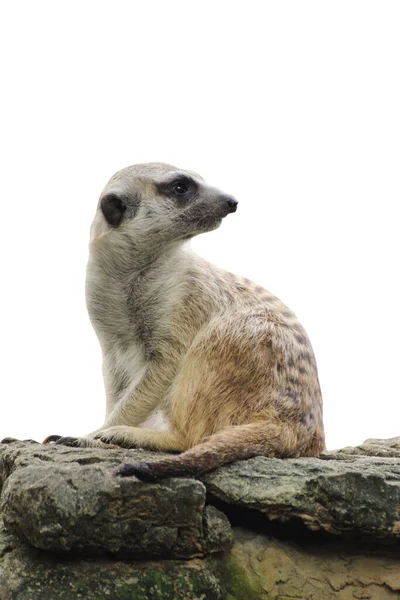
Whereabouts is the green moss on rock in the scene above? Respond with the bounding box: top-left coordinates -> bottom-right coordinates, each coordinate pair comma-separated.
214,555 -> 263,600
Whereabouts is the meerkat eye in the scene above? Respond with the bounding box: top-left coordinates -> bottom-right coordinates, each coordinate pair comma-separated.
157,176 -> 196,201
173,182 -> 189,195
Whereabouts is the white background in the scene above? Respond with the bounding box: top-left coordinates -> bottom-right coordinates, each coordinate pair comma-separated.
0,1 -> 399,450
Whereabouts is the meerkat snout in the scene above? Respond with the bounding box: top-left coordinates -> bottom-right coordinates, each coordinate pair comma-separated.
214,194 -> 239,217
224,195 -> 238,213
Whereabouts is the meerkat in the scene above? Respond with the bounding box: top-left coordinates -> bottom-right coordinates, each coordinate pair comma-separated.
43,162 -> 325,480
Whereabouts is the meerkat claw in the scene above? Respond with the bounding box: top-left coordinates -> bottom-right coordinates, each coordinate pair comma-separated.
42,435 -> 63,444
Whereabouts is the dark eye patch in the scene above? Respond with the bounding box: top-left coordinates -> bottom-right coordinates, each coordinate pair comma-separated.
157,175 -> 198,205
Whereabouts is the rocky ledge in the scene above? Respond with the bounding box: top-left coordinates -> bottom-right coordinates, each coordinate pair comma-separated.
0,437 -> 399,599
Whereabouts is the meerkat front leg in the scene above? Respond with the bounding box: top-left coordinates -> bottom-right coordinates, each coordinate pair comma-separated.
91,426 -> 186,451
42,432 -> 120,449
44,427 -> 186,451
43,359 -> 183,449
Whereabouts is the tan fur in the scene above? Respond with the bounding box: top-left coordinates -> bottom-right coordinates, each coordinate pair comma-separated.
43,162 -> 325,479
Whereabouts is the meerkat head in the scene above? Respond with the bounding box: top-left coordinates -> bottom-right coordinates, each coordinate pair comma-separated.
90,163 -> 238,248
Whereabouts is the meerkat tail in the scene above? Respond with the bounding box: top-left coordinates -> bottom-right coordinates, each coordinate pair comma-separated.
115,421 -> 303,481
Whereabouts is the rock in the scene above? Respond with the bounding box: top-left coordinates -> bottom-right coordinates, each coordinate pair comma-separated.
324,436 -> 400,458
1,460 -> 232,559
0,515 -> 259,600
203,453 -> 400,538
1,437 -> 400,599
0,438 -> 174,494
0,516 -> 226,600
229,527 -> 400,600
203,505 -> 233,554
1,517 -> 399,600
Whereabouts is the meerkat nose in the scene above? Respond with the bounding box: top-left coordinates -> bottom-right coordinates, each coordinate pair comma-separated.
224,196 -> 238,213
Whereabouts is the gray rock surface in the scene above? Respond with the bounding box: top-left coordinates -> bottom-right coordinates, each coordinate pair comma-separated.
325,436 -> 400,458
0,438 -> 172,493
203,453 -> 400,538
0,442 -> 232,558
1,437 -> 400,599
0,516 -> 229,600
1,517 -> 400,600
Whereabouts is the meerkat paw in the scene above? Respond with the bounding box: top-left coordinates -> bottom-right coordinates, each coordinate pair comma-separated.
42,434 -> 119,449
93,426 -> 141,449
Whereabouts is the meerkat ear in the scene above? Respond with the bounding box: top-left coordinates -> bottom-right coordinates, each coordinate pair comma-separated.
100,193 -> 127,227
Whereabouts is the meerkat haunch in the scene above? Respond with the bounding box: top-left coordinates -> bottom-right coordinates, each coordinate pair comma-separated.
43,162 -> 325,480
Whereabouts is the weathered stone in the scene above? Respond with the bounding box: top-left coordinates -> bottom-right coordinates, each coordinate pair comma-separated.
1,437 -> 400,599
229,527 -> 400,600
1,461 -> 231,559
203,454 -> 400,538
0,516 -> 260,600
1,518 -> 399,600
0,516 -> 224,600
203,505 -> 233,554
324,436 -> 400,459
0,439 -> 172,494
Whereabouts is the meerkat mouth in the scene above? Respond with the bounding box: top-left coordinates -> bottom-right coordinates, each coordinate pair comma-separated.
199,215 -> 223,230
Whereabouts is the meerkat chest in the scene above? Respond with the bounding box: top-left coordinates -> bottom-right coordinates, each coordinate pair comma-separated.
86,270 -> 149,396
86,255 -> 184,358
104,339 -> 148,396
